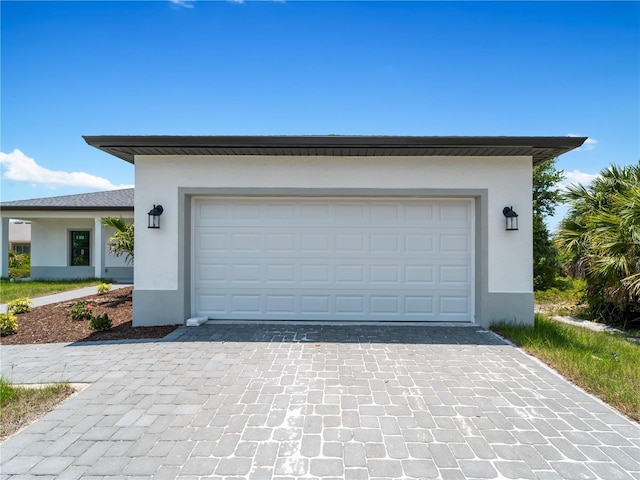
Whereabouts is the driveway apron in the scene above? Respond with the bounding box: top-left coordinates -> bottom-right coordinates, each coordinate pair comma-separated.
1,324 -> 639,480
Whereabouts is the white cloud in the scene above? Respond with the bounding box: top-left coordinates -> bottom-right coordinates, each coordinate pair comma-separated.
170,0 -> 195,8
561,169 -> 600,189
567,134 -> 598,151
0,149 -> 133,191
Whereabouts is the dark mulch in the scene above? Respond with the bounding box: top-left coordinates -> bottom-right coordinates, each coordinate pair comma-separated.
0,287 -> 179,345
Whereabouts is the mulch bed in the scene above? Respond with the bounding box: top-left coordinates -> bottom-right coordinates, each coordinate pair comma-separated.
0,287 -> 179,345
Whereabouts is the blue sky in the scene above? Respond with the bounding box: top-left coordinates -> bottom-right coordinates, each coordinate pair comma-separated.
1,1 -> 638,229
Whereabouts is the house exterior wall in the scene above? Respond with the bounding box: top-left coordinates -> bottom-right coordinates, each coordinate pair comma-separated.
27,217 -> 133,281
133,155 -> 533,327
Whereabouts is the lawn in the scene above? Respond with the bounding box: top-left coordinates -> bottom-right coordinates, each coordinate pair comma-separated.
0,279 -> 108,303
493,314 -> 640,422
0,377 -> 75,441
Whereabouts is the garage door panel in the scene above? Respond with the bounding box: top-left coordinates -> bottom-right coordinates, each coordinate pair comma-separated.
193,198 -> 473,322
439,234 -> 470,253
440,296 -> 471,316
439,202 -> 472,221
370,265 -> 400,284
266,265 -> 295,282
193,289 -> 471,320
266,295 -> 296,314
370,296 -> 399,314
301,295 -> 330,313
199,294 -> 226,313
405,265 -> 435,285
300,234 -> 331,252
439,265 -> 471,284
266,234 -> 296,251
405,234 -> 435,253
300,264 -> 331,283
405,296 -> 434,314
335,265 -> 365,283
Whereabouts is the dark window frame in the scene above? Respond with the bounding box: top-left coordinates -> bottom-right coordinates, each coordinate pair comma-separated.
12,244 -> 30,255
70,230 -> 91,266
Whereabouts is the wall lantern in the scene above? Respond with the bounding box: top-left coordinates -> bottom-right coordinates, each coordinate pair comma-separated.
502,206 -> 519,231
147,205 -> 164,229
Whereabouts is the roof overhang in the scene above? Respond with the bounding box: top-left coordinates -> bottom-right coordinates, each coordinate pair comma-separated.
0,206 -> 133,212
83,135 -> 587,166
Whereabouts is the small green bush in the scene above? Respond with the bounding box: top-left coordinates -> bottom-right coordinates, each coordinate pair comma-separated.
69,301 -> 94,321
8,252 -> 31,279
90,313 -> 112,332
7,297 -> 33,314
97,283 -> 112,295
0,313 -> 18,336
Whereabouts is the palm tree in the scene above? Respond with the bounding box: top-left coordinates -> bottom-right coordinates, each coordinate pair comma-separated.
556,163 -> 640,325
101,217 -> 134,265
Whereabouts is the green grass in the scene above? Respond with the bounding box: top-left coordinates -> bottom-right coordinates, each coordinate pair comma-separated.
0,376 -> 74,441
493,314 -> 640,422
0,278 -> 109,303
0,377 -> 18,404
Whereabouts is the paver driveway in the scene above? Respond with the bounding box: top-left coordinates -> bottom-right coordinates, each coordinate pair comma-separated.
1,324 -> 639,480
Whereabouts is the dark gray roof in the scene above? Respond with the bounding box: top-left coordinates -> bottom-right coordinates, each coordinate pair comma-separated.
0,188 -> 134,211
83,135 -> 587,166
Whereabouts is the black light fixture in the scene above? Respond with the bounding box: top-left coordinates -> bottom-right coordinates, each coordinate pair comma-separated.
502,206 -> 519,231
147,204 -> 164,229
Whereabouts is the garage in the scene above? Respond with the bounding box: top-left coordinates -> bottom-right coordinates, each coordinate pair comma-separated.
192,197 -> 474,322
83,135 -> 588,327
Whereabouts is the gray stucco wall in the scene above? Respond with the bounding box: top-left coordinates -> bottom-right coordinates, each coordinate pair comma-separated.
133,289 -> 184,326
30,266 -> 132,282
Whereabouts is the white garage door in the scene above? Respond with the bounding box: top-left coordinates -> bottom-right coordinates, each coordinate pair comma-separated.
192,197 -> 474,322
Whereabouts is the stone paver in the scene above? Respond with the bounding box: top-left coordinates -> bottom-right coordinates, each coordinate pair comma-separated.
1,324 -> 639,479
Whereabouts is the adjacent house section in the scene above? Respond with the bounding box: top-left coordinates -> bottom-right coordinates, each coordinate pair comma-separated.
84,135 -> 586,328
0,189 -> 134,282
8,221 -> 31,254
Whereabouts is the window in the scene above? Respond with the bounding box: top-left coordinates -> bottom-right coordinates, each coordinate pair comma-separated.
70,231 -> 90,266
12,245 -> 30,255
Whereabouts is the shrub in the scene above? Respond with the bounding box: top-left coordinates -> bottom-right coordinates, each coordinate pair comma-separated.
90,313 -> 112,332
97,283 -> 112,295
0,313 -> 18,336
69,301 -> 93,321
7,297 -> 33,314
8,252 -> 30,279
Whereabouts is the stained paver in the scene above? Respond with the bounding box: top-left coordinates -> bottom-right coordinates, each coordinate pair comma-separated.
1,324 -> 639,479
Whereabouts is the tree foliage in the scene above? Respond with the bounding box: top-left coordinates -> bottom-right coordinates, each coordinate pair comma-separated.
532,158 -> 564,290
101,217 -> 134,265
555,163 -> 640,326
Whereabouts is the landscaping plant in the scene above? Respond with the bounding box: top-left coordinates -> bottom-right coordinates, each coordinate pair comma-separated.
556,163 -> 640,327
97,283 -> 112,295
7,297 -> 33,314
8,252 -> 30,279
532,158 -> 564,291
0,313 -> 18,336
101,217 -> 134,264
89,313 -> 112,332
69,300 -> 94,321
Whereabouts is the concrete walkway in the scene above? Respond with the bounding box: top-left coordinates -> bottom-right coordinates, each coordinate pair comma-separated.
0,283 -> 133,313
1,324 -> 638,479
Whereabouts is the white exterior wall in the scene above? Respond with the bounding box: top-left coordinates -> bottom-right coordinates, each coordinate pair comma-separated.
31,218 -> 94,267
30,219 -> 131,268
134,155 -> 533,296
